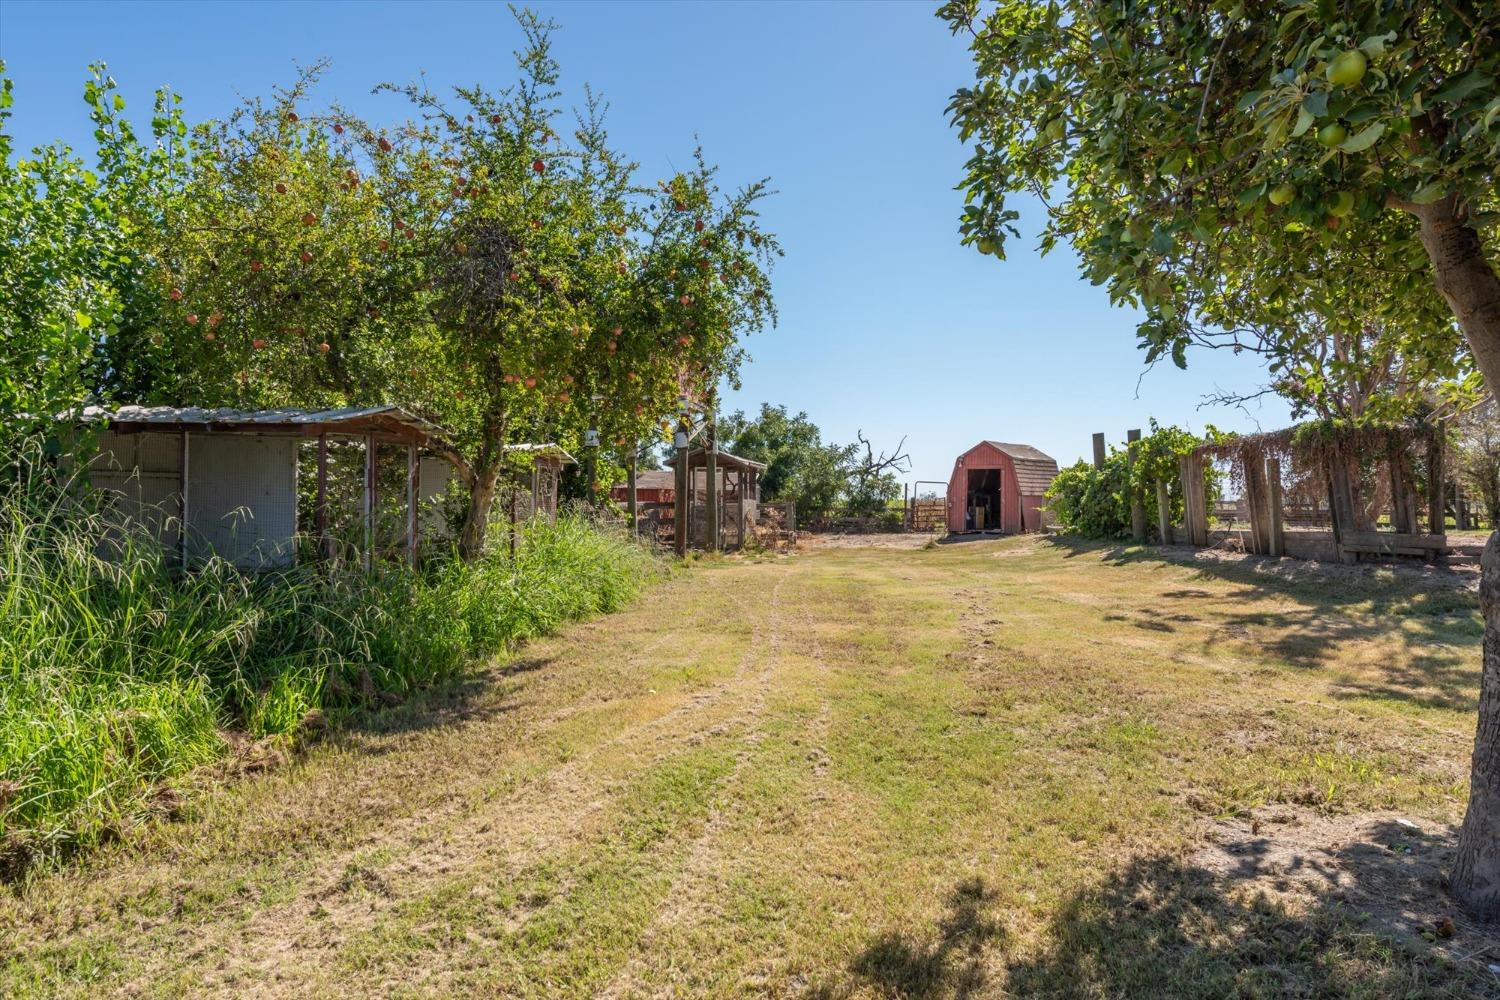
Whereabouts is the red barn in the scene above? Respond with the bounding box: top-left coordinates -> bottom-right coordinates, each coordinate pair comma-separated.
609,469 -> 676,505
946,441 -> 1059,534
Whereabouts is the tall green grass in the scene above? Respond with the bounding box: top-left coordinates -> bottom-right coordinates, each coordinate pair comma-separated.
0,474 -> 658,877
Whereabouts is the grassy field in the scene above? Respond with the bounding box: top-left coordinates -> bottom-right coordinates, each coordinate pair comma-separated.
1,535 -> 1492,997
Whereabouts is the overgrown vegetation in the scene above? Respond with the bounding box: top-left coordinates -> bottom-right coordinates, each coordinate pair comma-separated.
1045,422 -> 1220,539
0,464 -> 657,876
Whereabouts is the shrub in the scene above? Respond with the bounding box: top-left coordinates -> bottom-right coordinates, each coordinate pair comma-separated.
1045,422 -> 1221,539
0,471 -> 658,875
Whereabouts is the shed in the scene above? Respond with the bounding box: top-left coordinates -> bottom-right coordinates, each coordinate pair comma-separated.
946,441 -> 1059,534
65,404 -> 464,570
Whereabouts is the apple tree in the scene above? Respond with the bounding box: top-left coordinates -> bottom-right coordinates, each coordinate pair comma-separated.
941,0 -> 1500,912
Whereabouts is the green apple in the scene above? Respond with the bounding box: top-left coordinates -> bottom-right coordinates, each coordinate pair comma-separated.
1317,122 -> 1348,147
1328,191 -> 1356,217
1268,183 -> 1296,206
1326,49 -> 1368,87
976,237 -> 997,255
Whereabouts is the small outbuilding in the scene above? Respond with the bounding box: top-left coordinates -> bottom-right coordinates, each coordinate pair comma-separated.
946,441 -> 1059,534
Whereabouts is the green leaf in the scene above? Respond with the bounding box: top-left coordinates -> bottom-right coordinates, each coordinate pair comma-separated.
112,93 -> 125,111
1340,121 -> 1385,153
73,311 -> 93,330
1292,106 -> 1315,137
1411,180 -> 1447,205
1430,71 -> 1492,106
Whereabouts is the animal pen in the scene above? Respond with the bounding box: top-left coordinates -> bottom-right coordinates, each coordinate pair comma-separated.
1096,423 -> 1451,563
659,446 -> 767,553
65,405 -> 571,570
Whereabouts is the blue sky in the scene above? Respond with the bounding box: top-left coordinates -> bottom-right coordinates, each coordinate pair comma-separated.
0,0 -> 1289,485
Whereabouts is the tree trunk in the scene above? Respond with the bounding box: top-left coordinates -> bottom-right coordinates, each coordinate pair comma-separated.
1410,196 -> 1500,914
458,463 -> 500,562
1412,195 -> 1500,393
1454,534 -> 1500,916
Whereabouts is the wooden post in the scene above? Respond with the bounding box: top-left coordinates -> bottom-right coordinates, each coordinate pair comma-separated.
1456,480 -> 1469,531
705,423 -> 719,553
674,436 -> 689,557
530,463 -> 540,522
1243,450 -> 1267,555
739,469 -> 747,548
1180,453 -> 1208,547
179,430 -> 191,571
1267,456 -> 1285,558
316,434 -> 330,562
1428,430 -> 1446,536
363,435 -> 376,571
1155,478 -> 1172,545
627,456 -> 639,538
1092,432 -> 1106,470
1328,450 -> 1358,563
1126,429 -> 1146,542
406,444 -> 419,567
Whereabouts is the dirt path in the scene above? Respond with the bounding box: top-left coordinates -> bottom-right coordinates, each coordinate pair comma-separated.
3,538 -> 1493,998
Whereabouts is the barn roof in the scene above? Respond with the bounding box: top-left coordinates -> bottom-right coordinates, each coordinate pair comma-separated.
961,440 -> 1060,496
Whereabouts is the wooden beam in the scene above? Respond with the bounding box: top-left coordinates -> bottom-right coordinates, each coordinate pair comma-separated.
1155,478 -> 1172,545
1267,456 -> 1285,558
705,426 -> 719,553
1092,432 -> 1106,470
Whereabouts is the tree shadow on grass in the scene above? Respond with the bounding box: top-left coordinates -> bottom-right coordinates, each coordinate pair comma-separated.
843,877 -> 1007,999
343,657 -> 553,738
1041,536 -> 1480,713
1000,824 -> 1500,999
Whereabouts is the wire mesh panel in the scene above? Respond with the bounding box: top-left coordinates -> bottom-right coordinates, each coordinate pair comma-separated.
186,434 -> 297,569
86,431 -> 183,556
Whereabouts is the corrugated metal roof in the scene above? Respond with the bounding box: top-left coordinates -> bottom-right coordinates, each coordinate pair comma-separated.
74,403 -> 451,439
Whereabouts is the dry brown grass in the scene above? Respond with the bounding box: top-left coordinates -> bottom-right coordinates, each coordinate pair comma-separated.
2,535 -> 1493,997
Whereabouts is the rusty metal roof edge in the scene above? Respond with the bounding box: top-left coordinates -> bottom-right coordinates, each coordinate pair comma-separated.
69,403 -> 453,438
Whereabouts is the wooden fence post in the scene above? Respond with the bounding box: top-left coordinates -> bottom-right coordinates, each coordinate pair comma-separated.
705,423 -> 719,553
1242,449 -> 1267,555
1328,450 -> 1358,563
1155,478 -> 1172,545
1092,432 -> 1107,471
1267,456 -> 1285,558
627,457 -> 639,538
1180,453 -> 1209,547
674,435 -> 689,557
1428,430 -> 1447,536
1127,429 -> 1146,542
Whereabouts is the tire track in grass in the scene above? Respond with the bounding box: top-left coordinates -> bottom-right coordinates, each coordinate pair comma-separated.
189,565 -> 792,997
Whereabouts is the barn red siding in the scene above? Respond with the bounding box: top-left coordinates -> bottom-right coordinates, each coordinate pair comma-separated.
946,441 -> 1058,534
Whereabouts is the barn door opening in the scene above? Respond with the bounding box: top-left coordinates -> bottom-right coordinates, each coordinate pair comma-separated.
966,468 -> 1002,531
